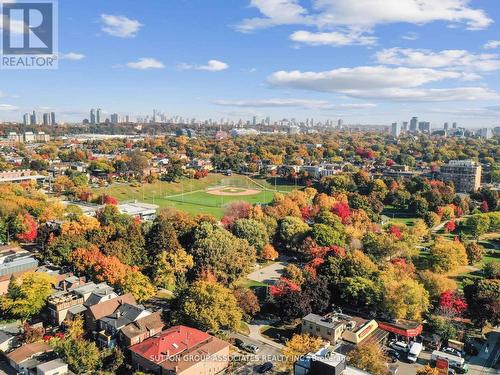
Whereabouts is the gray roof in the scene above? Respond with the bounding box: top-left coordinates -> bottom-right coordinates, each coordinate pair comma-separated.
302,313 -> 344,329
100,303 -> 149,329
36,358 -> 67,372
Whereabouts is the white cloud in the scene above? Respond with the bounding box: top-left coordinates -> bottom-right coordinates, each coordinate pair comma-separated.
126,58 -> 165,70
341,87 -> 499,102
375,48 -> 500,72
101,14 -> 142,38
179,60 -> 229,72
484,40 -> 500,50
0,104 -> 20,111
267,66 -> 498,102
268,66 -> 467,92
214,98 -> 375,110
311,0 -> 491,30
237,0 -> 310,32
237,0 -> 492,46
402,32 -> 419,40
290,30 -> 376,46
59,52 -> 85,61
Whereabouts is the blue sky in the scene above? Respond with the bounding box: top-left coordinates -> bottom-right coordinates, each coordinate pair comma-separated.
1,0 -> 499,127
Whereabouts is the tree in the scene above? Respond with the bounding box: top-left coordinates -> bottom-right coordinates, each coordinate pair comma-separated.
418,270 -> 457,301
282,264 -> 305,286
311,223 -> 346,247
121,271 -> 156,303
464,279 -> 500,326
233,287 -> 260,321
341,276 -> 380,308
429,238 -> 468,273
444,220 -> 456,233
127,150 -> 149,178
190,222 -> 256,284
153,249 -> 194,290
1,272 -> 55,320
50,317 -> 102,374
231,218 -> 268,253
347,343 -> 388,375
466,214 -> 491,237
278,216 -> 310,251
465,242 -> 484,265
379,265 -> 429,320
439,290 -> 467,316
146,215 -> 183,258
261,244 -> 279,261
281,334 -> 323,370
426,315 -> 457,342
175,281 -> 242,332
417,365 -> 440,375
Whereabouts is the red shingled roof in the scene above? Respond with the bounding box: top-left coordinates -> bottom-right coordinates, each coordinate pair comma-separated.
129,325 -> 211,362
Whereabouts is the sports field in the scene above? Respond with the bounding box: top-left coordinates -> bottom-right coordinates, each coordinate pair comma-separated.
94,174 -> 303,218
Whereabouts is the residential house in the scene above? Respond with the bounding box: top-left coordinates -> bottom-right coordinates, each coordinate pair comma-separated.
130,325 -> 230,375
302,313 -> 345,344
47,282 -> 117,325
6,342 -> 55,374
36,359 -> 69,375
96,303 -> 151,348
85,293 -> 136,333
120,310 -> 165,347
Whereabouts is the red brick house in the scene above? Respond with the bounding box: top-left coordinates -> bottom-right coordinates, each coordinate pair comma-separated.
130,326 -> 230,375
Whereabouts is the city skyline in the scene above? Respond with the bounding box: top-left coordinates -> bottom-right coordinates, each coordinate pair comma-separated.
0,0 -> 499,126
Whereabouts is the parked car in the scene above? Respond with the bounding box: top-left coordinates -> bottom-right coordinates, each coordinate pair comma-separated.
258,362 -> 273,373
389,340 -> 409,353
442,347 -> 462,358
242,343 -> 260,354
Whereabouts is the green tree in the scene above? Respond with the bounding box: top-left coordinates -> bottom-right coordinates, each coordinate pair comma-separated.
465,242 -> 485,265
311,223 -> 346,247
341,276 -> 380,308
175,281 -> 242,332
278,216 -> 310,251
231,218 -> 268,253
146,216 -> 183,259
190,222 -> 256,284
466,214 -> 491,237
1,272 -> 55,320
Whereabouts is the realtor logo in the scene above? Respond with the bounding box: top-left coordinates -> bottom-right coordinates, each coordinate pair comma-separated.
1,1 -> 58,69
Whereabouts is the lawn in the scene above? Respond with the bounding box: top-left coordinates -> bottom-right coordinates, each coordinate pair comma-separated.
93,173 -> 303,218
382,205 -> 419,227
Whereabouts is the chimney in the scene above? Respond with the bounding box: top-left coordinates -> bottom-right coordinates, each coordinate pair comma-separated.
63,282 -> 67,292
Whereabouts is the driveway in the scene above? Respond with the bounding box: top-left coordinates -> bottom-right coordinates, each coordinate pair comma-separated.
247,261 -> 288,284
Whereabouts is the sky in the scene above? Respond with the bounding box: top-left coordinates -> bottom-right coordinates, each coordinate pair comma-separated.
0,0 -> 499,127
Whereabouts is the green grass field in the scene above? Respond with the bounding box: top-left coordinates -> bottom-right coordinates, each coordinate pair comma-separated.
94,174 -> 303,218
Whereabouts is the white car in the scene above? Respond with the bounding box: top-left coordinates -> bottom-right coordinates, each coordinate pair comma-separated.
389,341 -> 409,353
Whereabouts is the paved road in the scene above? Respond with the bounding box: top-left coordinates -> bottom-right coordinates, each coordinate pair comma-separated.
231,332 -> 283,375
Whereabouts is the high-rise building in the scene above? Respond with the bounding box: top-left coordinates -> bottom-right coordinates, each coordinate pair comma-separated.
402,122 -> 408,132
23,113 -> 29,126
440,160 -> 482,193
391,122 -> 401,137
96,108 -> 102,124
42,113 -> 50,126
90,109 -> 96,124
418,121 -> 431,133
110,113 -> 119,124
409,117 -> 418,132
50,112 -> 56,125
30,111 -> 38,125
444,122 -> 449,131
452,122 -> 457,129
338,119 -> 344,128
